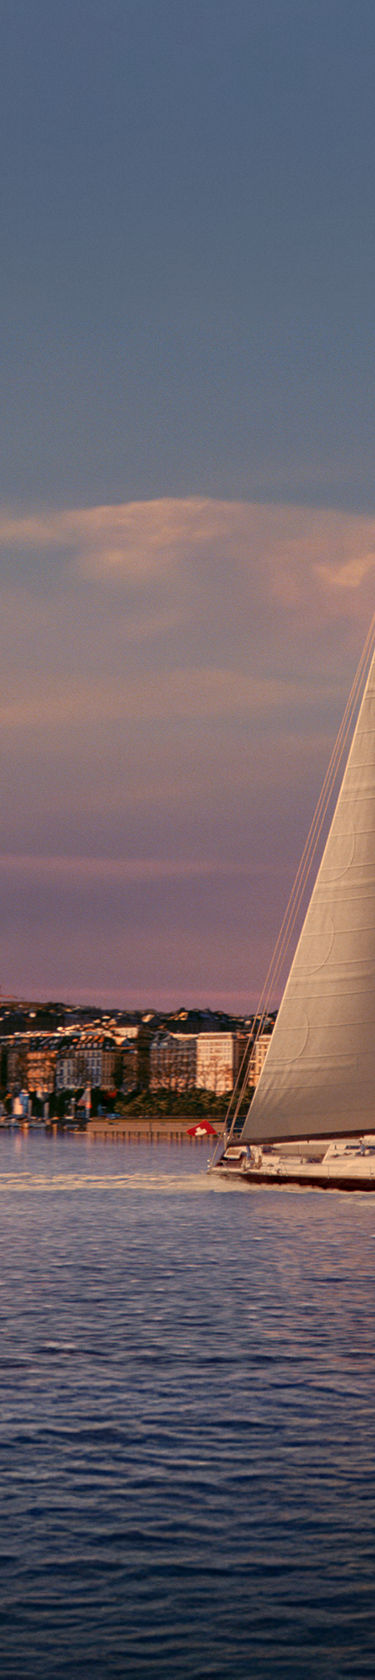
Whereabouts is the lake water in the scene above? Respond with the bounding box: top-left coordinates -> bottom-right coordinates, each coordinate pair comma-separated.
0,1130 -> 375,1679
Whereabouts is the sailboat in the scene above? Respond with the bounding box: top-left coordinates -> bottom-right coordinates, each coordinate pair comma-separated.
212,629 -> 375,1190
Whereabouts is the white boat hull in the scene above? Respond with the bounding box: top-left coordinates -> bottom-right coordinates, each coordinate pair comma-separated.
210,1137 -> 375,1191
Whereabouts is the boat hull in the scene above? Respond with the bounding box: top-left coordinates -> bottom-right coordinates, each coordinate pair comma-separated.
210,1137 -> 375,1191
212,1163 -> 375,1191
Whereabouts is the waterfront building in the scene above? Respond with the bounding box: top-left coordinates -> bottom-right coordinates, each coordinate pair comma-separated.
84,1039 -> 118,1086
55,1034 -> 122,1090
196,1032 -> 243,1095
150,1029 -> 246,1096
24,1044 -> 57,1094
248,1030 -> 273,1087
55,1042 -> 87,1090
5,1042 -> 25,1091
119,1038 -> 138,1091
4,1035 -> 57,1094
150,1032 -> 197,1092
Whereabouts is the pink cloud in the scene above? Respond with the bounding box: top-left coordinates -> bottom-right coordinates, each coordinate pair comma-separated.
1,495 -> 375,1006
0,496 -> 374,614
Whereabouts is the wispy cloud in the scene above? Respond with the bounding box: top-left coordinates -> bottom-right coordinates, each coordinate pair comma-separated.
0,667 -> 329,733
1,496 -> 375,606
315,552 -> 375,591
1,494 -> 375,1004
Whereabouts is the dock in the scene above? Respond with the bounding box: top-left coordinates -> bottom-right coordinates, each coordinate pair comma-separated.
85,1117 -> 225,1144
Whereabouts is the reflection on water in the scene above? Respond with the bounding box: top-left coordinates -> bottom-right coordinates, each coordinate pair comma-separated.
0,1130 -> 375,1679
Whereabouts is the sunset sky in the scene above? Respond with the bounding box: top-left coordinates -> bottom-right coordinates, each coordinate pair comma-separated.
2,0 -> 375,1008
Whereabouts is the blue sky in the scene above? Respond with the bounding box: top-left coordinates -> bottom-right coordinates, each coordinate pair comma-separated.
3,0 -> 374,509
1,0 -> 375,1005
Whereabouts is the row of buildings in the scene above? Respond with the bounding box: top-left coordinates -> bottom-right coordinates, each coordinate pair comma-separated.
0,1010 -> 274,1101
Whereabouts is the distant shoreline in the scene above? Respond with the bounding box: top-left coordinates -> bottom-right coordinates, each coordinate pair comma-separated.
0,1115 -> 225,1142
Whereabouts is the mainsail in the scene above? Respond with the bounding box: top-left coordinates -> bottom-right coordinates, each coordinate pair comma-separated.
241,651 -> 375,1143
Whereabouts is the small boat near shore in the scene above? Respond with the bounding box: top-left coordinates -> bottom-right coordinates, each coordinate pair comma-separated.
210,621 -> 375,1192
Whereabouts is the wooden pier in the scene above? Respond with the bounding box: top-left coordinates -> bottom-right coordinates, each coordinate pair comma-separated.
85,1117 -> 225,1144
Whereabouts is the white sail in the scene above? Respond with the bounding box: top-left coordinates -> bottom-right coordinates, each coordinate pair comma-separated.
242,651 -> 375,1143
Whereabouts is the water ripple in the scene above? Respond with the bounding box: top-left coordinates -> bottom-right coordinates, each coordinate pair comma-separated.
0,1132 -> 375,1678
